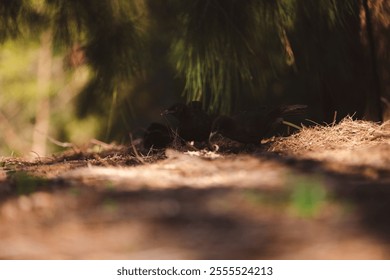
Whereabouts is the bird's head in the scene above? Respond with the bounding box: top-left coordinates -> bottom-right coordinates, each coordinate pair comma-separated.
209,116 -> 235,142
161,103 -> 187,118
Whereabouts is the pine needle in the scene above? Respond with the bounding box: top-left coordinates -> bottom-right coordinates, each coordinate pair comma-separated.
282,120 -> 302,130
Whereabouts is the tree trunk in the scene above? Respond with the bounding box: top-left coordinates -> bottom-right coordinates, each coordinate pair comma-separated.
31,31 -> 52,157
362,0 -> 383,121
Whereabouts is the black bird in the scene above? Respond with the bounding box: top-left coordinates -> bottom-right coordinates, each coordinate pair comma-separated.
210,105 -> 307,144
143,122 -> 173,149
161,101 -> 213,142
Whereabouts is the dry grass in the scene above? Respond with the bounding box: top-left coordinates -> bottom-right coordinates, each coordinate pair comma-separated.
270,117 -> 390,170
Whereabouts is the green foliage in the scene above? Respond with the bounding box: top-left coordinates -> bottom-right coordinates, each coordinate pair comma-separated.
45,0 -> 145,118
0,39 -> 44,154
242,176 -> 328,218
0,0 -> 384,153
0,36 -> 97,154
0,0 -> 147,153
168,0 -> 365,115
0,0 -> 24,41
170,0 -> 282,112
0,39 -> 40,102
290,176 -> 328,218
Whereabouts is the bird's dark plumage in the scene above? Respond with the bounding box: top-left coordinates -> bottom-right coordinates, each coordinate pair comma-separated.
210,105 -> 307,144
162,101 -> 213,142
143,122 -> 173,149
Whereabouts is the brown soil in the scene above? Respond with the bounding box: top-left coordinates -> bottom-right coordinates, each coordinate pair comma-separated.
1,119 -> 390,259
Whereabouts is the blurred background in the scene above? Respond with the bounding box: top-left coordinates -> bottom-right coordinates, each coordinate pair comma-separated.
0,0 -> 389,156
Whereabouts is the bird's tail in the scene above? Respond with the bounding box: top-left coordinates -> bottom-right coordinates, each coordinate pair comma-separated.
278,104 -> 308,117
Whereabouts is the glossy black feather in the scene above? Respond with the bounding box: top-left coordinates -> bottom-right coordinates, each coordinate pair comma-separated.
143,122 -> 173,149
211,105 -> 307,144
162,101 -> 213,142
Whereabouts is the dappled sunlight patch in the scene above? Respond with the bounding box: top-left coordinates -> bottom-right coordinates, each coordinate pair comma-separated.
61,149 -> 288,190
1,121 -> 390,259
182,149 -> 221,159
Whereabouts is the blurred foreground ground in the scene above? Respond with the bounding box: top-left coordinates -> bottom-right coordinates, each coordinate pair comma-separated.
0,119 -> 390,259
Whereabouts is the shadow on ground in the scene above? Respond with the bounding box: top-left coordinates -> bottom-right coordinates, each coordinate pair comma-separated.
0,147 -> 390,259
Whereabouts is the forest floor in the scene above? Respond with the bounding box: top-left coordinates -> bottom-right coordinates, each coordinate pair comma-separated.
1,118 -> 390,259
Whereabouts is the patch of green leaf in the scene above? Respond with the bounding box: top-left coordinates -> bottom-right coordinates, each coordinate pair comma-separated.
289,176 -> 327,218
